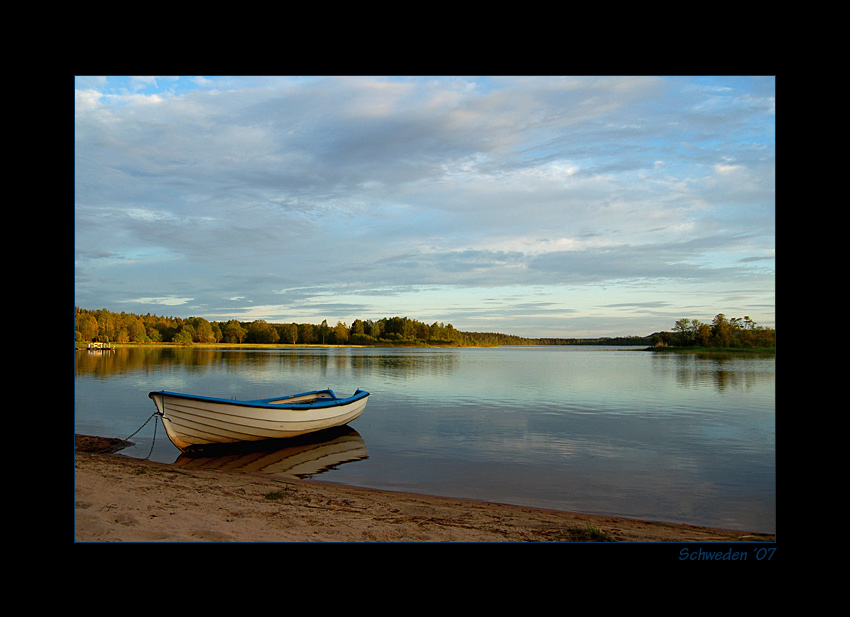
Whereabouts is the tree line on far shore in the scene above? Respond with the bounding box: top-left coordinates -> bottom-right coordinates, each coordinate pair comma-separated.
74,307 -> 774,349
655,314 -> 775,349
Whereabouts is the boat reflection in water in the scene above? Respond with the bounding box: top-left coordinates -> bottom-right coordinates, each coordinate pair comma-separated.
172,425 -> 367,480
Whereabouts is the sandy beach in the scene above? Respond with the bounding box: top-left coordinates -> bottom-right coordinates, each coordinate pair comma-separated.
74,435 -> 774,543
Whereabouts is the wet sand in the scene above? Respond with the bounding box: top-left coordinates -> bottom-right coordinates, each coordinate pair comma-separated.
74,436 -> 774,543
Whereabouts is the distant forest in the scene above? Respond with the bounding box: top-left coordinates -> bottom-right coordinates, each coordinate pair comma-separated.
74,307 -> 774,349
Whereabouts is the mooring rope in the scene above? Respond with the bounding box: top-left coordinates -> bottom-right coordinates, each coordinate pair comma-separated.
81,412 -> 161,458
125,412 -> 160,459
125,412 -> 157,442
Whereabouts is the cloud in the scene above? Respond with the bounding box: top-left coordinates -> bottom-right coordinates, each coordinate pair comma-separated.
120,296 -> 194,306
74,75 -> 775,336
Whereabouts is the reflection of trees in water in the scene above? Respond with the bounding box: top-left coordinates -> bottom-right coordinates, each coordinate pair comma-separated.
75,347 -> 459,381
350,352 -> 458,379
76,347 -> 235,378
651,352 -> 774,391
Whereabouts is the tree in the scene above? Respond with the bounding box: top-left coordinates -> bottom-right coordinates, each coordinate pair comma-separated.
415,321 -> 430,340
96,310 -> 116,342
299,323 -> 315,344
334,321 -> 349,343
446,323 -> 456,341
211,322 -> 222,342
665,314 -> 774,348
288,323 -> 299,345
673,318 -> 693,345
222,319 -> 247,343
191,317 -> 217,343
402,318 -> 416,340
653,331 -> 672,347
145,323 -> 163,342
711,314 -> 733,347
76,313 -> 98,342
125,315 -> 148,343
246,320 -> 279,344
173,328 -> 194,345
695,322 -> 712,346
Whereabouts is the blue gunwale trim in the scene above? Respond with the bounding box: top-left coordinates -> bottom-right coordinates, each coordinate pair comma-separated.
148,388 -> 369,410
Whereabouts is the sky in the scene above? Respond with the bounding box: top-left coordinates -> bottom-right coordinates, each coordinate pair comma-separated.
74,75 -> 775,338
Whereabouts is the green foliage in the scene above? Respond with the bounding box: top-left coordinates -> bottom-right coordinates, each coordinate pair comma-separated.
74,307 -> 772,349
222,319 -> 247,343
245,320 -> 280,344
73,308 -> 518,347
659,314 -> 775,349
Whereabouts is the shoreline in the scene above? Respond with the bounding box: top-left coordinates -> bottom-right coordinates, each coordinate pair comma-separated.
75,436 -> 774,543
76,342 -> 774,352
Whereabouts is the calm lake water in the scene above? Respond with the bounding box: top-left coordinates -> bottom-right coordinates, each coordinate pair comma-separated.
74,345 -> 776,533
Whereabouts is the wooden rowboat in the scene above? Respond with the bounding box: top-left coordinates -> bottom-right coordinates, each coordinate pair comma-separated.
148,388 -> 369,452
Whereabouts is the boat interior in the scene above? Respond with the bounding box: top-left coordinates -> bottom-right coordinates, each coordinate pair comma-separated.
265,390 -> 336,405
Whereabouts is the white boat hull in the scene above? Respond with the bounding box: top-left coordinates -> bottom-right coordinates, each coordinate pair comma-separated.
148,388 -> 369,452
